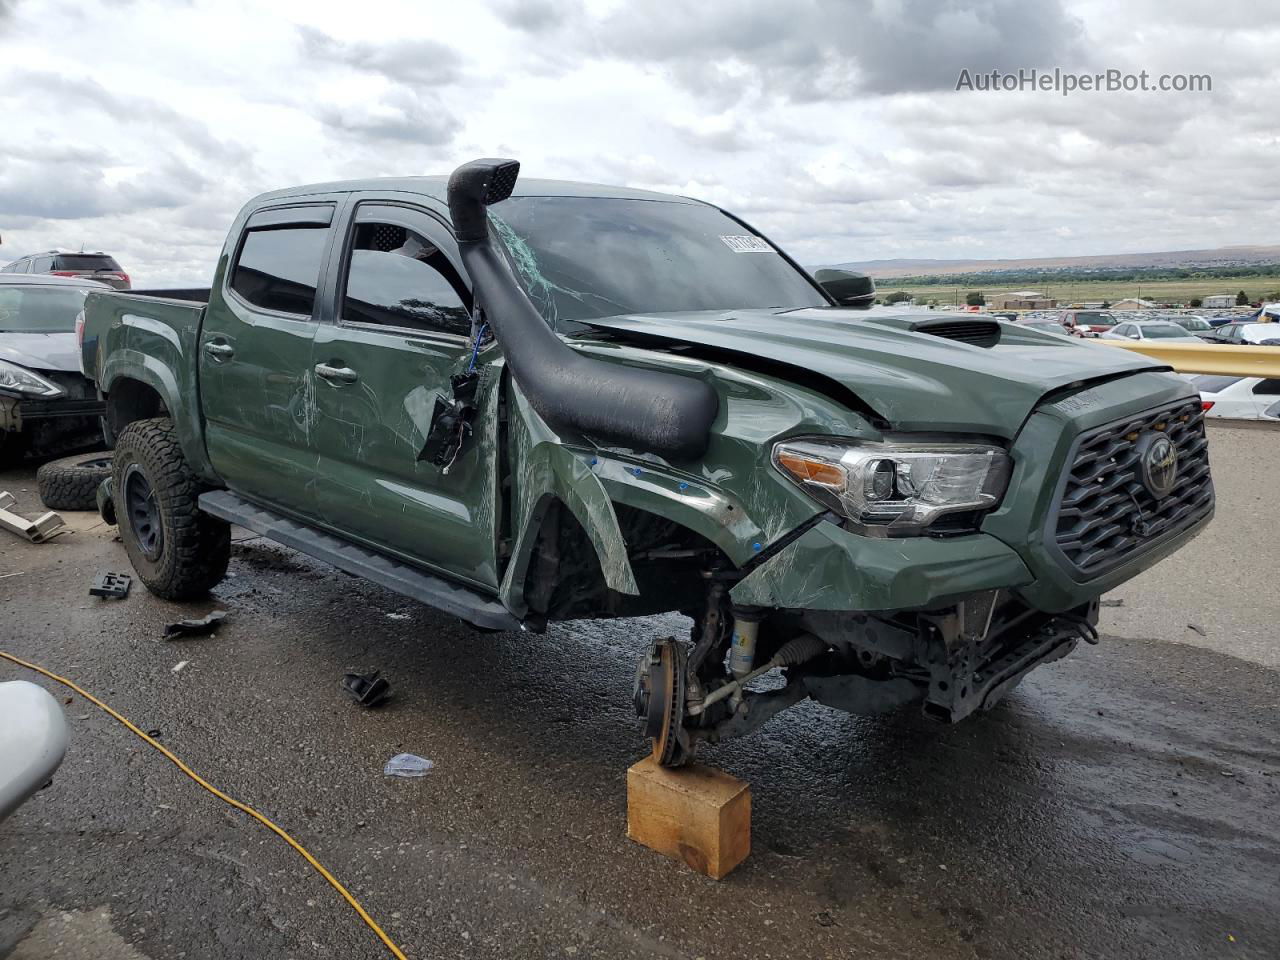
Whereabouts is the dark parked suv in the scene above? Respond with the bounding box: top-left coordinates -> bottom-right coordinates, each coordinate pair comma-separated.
1,250 -> 131,289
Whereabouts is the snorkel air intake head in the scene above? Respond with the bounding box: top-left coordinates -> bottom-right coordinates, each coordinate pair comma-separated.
447,157 -> 718,461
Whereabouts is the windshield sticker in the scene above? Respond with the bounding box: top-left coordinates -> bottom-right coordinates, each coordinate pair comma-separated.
719,235 -> 774,253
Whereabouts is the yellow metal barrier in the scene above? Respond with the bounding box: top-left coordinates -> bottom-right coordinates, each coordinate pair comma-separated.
1093,340 -> 1280,377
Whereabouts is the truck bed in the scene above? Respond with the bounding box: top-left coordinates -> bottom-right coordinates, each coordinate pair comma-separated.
80,288 -> 214,479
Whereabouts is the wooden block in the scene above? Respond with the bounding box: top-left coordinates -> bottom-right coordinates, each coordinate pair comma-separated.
626,756 -> 750,880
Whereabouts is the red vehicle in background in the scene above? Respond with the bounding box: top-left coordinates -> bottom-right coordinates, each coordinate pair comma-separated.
1058,309 -> 1117,338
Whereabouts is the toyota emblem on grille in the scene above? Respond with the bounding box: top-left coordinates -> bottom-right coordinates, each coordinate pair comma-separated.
1137,432 -> 1178,499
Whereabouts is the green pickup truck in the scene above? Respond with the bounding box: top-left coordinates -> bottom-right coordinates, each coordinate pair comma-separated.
81,159 -> 1213,765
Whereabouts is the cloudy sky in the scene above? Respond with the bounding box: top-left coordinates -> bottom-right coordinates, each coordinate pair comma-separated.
1,0 -> 1277,285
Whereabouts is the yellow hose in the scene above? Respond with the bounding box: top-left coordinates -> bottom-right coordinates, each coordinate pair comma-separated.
0,649 -> 409,960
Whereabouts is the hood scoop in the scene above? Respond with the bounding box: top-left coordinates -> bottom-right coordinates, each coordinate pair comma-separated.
910,318 -> 1001,348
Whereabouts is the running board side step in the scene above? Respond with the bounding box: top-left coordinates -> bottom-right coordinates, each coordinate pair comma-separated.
198,490 -> 522,632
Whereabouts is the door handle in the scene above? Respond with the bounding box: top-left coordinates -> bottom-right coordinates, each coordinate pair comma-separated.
203,341 -> 234,362
315,362 -> 359,385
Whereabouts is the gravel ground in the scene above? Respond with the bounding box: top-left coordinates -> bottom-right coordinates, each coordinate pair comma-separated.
0,421 -> 1276,960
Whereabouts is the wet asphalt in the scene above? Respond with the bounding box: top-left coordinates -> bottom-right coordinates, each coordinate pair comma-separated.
1,422 -> 1277,960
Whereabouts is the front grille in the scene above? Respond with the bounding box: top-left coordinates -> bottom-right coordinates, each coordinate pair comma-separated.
1051,398 -> 1213,577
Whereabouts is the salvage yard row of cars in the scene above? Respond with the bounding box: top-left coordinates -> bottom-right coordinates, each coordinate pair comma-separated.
2,157 -> 1221,769
1006,307 -> 1280,422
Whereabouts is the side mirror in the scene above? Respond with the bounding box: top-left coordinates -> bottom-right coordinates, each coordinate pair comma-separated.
813,269 -> 876,310
1128,333 -> 1140,339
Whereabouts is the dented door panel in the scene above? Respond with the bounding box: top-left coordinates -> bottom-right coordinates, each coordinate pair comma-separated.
308,321 -> 502,591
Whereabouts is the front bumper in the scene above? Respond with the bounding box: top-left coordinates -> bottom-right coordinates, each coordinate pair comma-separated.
0,390 -> 106,454
730,521 -> 1033,612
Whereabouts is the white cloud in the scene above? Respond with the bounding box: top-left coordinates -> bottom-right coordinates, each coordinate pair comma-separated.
0,0 -> 1277,286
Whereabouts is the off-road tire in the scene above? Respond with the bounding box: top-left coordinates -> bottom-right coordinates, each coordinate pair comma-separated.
36,452 -> 114,510
112,417 -> 230,600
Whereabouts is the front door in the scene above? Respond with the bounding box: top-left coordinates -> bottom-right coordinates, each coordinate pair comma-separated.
309,200 -> 502,591
200,202 -> 337,521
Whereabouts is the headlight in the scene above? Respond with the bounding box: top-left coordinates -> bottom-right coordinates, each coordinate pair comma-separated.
773,438 -> 1012,536
0,360 -> 63,398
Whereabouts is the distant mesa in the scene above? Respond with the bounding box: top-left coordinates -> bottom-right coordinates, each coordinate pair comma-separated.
816,244 -> 1280,280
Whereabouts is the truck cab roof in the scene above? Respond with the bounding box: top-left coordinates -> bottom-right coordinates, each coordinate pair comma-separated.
248,176 -> 701,208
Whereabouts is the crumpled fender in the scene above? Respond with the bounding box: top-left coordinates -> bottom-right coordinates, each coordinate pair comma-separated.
500,385 -> 639,616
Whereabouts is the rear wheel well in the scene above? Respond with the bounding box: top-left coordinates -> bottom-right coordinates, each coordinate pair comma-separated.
524,500 -> 728,620
105,378 -> 166,442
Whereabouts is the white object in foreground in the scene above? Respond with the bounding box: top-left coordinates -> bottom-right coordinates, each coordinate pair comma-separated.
0,680 -> 69,821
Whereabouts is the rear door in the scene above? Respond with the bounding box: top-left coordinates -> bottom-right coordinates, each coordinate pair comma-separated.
1250,379 -> 1280,419
309,198 -> 502,590
200,201 -> 338,521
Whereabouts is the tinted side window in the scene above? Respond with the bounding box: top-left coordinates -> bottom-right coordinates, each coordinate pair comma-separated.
1253,379 -> 1280,396
341,217 -> 470,336
231,226 -> 328,316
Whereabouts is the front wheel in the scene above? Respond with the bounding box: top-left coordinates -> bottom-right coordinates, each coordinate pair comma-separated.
112,417 -> 230,600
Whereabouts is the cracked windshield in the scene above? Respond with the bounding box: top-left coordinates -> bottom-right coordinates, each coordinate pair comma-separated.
489,195 -> 827,325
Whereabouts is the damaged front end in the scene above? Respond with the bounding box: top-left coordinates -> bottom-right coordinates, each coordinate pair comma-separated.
0,371 -> 105,461
635,585 -> 1098,767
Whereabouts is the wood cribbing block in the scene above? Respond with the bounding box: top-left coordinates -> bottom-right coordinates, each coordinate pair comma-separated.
626,755 -> 750,880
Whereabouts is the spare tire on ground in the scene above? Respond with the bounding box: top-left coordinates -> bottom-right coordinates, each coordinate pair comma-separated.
37,452 -> 114,511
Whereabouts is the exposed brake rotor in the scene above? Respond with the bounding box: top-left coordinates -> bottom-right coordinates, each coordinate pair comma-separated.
633,638 -> 691,767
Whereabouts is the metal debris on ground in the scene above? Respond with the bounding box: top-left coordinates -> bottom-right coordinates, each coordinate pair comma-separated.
1187,623 -> 1207,636
1100,598 -> 1125,607
384,753 -> 433,778
342,670 -> 392,707
162,610 -> 227,641
0,491 -> 67,543
89,572 -> 132,599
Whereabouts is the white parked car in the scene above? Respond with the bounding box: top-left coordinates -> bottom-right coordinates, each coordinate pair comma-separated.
1191,375 -> 1280,420
1099,320 -> 1203,343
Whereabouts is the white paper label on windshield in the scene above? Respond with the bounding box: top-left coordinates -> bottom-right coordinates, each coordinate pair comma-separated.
719,235 -> 774,253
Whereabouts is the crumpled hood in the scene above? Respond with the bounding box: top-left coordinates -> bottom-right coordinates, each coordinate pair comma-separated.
0,332 -> 81,374
580,307 -> 1170,438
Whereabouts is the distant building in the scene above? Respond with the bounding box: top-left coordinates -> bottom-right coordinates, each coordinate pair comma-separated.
1202,294 -> 1236,309
990,290 -> 1057,309
1110,298 -> 1156,310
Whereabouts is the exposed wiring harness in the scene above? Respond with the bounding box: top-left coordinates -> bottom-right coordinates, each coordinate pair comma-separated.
0,650 -> 410,960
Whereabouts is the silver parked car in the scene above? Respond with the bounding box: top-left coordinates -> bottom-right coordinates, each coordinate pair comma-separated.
1099,320 -> 1203,343
0,274 -> 110,464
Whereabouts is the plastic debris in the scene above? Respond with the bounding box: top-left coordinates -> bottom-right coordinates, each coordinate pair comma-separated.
1187,623 -> 1207,637
163,610 -> 227,640
1099,598 -> 1124,608
90,572 -> 132,599
384,753 -> 433,778
342,670 -> 391,707
172,661 -> 190,674
0,491 -> 66,543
